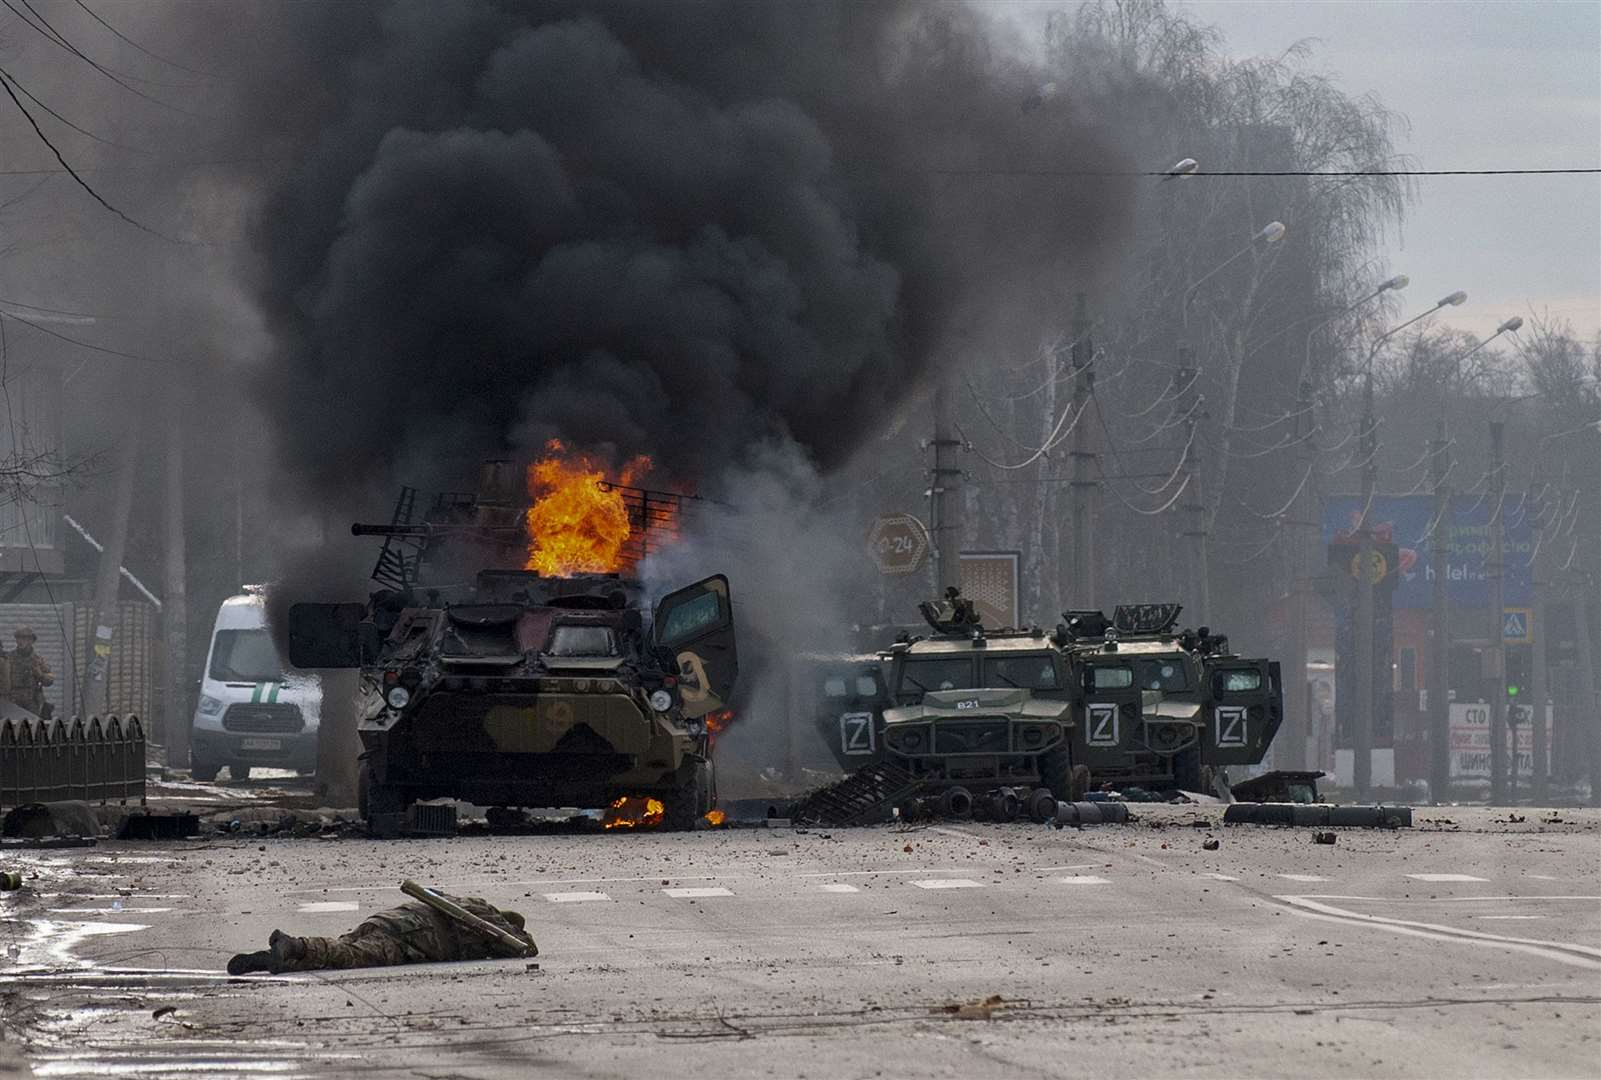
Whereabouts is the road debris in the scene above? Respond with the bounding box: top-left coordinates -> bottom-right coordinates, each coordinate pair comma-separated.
1313,831 -> 1337,845
934,994 -> 1007,1020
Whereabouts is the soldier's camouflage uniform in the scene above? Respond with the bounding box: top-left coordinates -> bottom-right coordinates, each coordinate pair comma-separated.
231,896 -> 533,974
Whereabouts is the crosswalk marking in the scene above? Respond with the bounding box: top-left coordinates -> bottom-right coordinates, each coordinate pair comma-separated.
663,887 -> 734,899
544,891 -> 611,903
817,883 -> 860,893
297,901 -> 359,913
1278,874 -> 1329,883
1205,873 -> 1240,882
1055,875 -> 1110,885
1408,873 -> 1488,883
912,879 -> 984,890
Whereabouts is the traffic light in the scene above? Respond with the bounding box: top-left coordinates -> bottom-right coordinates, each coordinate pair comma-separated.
1504,643 -> 1531,701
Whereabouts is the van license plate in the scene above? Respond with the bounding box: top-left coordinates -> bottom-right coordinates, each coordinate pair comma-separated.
239,738 -> 281,751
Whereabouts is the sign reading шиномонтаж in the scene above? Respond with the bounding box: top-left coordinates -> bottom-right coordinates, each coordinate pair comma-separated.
1447,702 -> 1551,778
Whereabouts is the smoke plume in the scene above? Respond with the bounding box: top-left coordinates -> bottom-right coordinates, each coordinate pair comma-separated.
222,0 -> 1135,503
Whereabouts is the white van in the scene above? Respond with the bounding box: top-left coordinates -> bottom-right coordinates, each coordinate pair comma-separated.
190,590 -> 321,781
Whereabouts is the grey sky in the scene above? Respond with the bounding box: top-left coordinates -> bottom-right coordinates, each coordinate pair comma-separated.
1181,0 -> 1601,344
995,0 -> 1600,343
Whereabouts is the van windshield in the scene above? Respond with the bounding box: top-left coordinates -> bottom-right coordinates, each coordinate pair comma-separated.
209,629 -> 285,682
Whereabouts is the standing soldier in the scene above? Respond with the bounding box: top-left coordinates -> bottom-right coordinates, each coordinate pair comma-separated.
10,628 -> 53,716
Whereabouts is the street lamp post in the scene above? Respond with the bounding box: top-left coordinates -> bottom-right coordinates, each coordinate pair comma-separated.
1287,274 -> 1408,771
1430,315 -> 1523,804
1178,220 -> 1287,622
1353,290 -> 1466,799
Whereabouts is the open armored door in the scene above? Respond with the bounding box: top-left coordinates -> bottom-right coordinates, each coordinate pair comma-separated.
653,575 -> 737,719
1071,657 -> 1142,768
1204,658 -> 1281,766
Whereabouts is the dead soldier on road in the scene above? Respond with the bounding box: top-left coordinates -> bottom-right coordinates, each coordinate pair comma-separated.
228,885 -> 536,975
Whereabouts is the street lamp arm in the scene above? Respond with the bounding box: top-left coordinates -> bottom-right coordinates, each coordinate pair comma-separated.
1181,220 -> 1287,331
1365,293 -> 1466,371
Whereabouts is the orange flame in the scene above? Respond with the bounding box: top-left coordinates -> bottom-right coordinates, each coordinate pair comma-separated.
703,809 -> 727,827
602,795 -> 665,831
524,440 -> 650,576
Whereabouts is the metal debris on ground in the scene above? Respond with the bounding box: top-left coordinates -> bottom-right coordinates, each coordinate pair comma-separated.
118,811 -> 200,841
1229,770 -> 1325,804
1202,837 -> 1220,850
788,761 -> 920,827
1313,831 -> 1337,845
0,870 -> 20,890
933,994 -> 1007,1020
1223,803 -> 1411,828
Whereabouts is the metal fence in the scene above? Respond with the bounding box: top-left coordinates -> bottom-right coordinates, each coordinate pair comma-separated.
0,713 -> 145,809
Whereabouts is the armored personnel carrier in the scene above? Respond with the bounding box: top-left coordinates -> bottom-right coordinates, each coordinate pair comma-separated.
286,469 -> 736,829
1057,603 -> 1281,792
808,592 -> 1281,806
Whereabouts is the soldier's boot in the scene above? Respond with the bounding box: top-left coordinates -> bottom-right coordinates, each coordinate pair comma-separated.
269,929 -> 307,971
227,950 -> 275,976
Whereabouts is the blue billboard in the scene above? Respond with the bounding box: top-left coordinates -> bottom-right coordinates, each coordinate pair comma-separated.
1322,494 -> 1533,610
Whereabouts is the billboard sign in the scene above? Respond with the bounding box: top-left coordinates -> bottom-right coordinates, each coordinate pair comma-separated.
1448,701 -> 1550,779
960,552 -> 1020,629
1322,495 -> 1532,610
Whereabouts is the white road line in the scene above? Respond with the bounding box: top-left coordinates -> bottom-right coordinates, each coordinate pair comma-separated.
297,902 -> 359,913
46,907 -> 172,915
1407,873 -> 1489,883
1273,894 -> 1601,970
1278,874 -> 1330,882
543,891 -> 611,903
1055,876 -> 1110,885
797,868 -> 968,879
663,887 -> 733,899
912,879 -> 984,890
1037,865 -> 1099,872
817,884 -> 860,894
1205,873 -> 1240,882
1475,915 -> 1548,921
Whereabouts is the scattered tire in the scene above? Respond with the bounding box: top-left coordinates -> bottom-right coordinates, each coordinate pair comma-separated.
1027,788 -> 1058,823
940,786 -> 974,820
989,788 -> 1020,822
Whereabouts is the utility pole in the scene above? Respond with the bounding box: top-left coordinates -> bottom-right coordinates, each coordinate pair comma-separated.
1175,348 -> 1208,620
1428,422 -> 1452,803
88,404 -> 143,719
1068,294 -> 1097,610
1353,369 -> 1377,799
1487,421 -> 1508,804
1529,472 -> 1549,803
929,381 -> 964,595
1285,379 -> 1315,771
164,387 -> 189,771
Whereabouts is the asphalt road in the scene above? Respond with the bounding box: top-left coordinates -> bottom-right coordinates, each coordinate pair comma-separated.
2,805 -> 1598,1079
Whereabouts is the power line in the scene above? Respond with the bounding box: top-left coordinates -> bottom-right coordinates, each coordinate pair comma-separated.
918,165 -> 1601,178
70,0 -> 223,80
0,64 -> 161,154
0,67 -> 188,243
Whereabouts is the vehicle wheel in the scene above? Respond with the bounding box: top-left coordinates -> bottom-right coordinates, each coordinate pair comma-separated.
228,764 -> 252,782
358,764 -> 405,821
1026,788 -> 1057,823
989,787 -> 1020,822
664,758 -> 712,831
190,757 -> 219,782
1039,746 -> 1072,802
1171,748 -> 1203,793
1069,764 -> 1092,802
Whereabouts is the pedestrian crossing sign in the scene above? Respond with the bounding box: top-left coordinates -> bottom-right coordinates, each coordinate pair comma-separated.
1502,608 -> 1532,643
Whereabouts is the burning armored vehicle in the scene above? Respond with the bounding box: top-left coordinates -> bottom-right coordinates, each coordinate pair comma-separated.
808,592 -> 1281,812
287,459 -> 736,829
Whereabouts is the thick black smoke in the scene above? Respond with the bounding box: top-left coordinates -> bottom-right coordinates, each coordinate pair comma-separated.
224,0 -> 1134,500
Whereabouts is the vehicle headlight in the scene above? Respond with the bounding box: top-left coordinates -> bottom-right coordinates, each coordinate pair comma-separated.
649,689 -> 674,713
386,686 -> 411,709
197,695 -> 223,716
